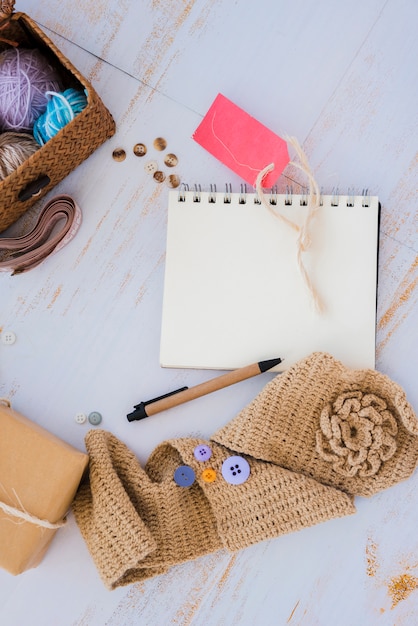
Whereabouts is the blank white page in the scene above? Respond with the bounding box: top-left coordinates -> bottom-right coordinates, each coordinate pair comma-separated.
160,190 -> 379,371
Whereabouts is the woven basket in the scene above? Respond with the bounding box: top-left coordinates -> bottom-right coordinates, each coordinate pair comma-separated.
0,1 -> 116,233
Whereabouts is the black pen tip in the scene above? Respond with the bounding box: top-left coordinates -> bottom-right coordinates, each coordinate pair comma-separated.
258,357 -> 283,372
127,403 -> 148,422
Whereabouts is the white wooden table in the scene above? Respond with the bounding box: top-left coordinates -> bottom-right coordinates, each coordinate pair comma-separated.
1,1 -> 417,624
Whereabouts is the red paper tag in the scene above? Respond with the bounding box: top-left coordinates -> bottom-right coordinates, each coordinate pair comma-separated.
193,94 -> 289,187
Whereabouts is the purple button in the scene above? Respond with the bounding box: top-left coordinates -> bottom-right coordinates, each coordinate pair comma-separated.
174,465 -> 195,487
221,456 -> 250,485
193,444 -> 212,462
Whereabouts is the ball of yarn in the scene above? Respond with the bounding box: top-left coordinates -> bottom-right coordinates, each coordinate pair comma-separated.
33,88 -> 88,145
0,131 -> 39,181
0,47 -> 62,132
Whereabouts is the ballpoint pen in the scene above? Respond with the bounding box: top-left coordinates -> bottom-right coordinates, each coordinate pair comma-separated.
127,357 -> 283,421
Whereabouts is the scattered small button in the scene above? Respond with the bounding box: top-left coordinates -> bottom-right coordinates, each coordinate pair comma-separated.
75,412 -> 87,424
174,465 -> 195,487
133,143 -> 147,157
153,137 -> 167,151
201,468 -> 217,483
153,170 -> 166,183
194,444 -> 212,462
88,411 -> 102,426
166,174 -> 181,188
112,148 -> 126,162
164,153 -> 178,167
221,455 -> 250,485
1,330 -> 16,345
144,160 -> 158,174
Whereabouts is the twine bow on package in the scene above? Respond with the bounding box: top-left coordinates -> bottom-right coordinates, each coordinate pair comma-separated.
0,1 -> 115,233
72,352 -> 418,590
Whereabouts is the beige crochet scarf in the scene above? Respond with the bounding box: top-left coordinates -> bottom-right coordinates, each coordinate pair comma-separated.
72,352 -> 418,589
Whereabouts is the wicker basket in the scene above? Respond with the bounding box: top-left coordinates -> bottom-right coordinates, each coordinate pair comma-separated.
0,1 -> 116,232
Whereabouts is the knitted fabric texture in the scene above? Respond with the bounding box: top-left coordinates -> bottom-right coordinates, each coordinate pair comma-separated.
212,352 -> 418,497
72,430 -> 355,589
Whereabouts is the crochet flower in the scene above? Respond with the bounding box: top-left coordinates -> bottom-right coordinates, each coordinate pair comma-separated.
316,391 -> 398,477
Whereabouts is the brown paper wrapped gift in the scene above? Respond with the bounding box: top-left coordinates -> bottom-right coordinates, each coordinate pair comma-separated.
0,398 -> 88,575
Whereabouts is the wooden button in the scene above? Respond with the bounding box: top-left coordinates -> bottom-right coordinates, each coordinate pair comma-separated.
164,153 -> 178,167
133,143 -> 147,157
166,174 -> 180,188
112,148 -> 126,162
153,137 -> 167,151
153,171 -> 166,183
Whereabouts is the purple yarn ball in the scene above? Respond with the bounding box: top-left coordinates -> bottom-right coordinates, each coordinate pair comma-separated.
0,47 -> 62,132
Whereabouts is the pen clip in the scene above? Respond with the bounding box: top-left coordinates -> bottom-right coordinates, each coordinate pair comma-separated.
127,386 -> 189,422
134,386 -> 188,409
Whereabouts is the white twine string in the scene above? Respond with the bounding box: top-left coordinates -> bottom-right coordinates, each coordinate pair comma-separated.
0,499 -> 66,529
0,493 -> 66,529
255,136 -> 324,313
0,431 -> 66,529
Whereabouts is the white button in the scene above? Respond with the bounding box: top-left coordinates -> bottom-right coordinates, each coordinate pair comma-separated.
75,412 -> 87,424
1,331 -> 16,345
144,160 -> 158,174
222,456 -> 251,485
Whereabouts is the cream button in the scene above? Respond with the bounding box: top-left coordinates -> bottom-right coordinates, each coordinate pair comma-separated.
1,330 -> 16,345
144,160 -> 158,174
75,412 -> 87,424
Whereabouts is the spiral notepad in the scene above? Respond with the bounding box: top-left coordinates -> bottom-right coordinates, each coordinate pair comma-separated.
160,186 -> 380,371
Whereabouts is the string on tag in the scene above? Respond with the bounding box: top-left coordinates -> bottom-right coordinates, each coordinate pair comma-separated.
255,137 -> 324,313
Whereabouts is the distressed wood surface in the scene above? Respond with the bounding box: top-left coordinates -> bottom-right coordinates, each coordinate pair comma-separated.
0,1 -> 417,624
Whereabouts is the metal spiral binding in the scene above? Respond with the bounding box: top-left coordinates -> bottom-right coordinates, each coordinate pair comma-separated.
331,187 -> 339,206
362,188 -> 370,207
178,184 -> 372,206
239,184 -> 247,204
209,184 -> 217,203
178,183 -> 189,202
193,184 -> 201,202
285,185 -> 293,205
300,186 -> 308,206
224,183 -> 232,204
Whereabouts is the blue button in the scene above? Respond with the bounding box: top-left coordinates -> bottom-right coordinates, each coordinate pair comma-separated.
221,456 -> 250,485
88,411 -> 102,425
174,465 -> 195,487
193,444 -> 212,462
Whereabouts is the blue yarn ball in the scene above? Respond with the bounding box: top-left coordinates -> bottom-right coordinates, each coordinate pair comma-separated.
33,88 -> 88,145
